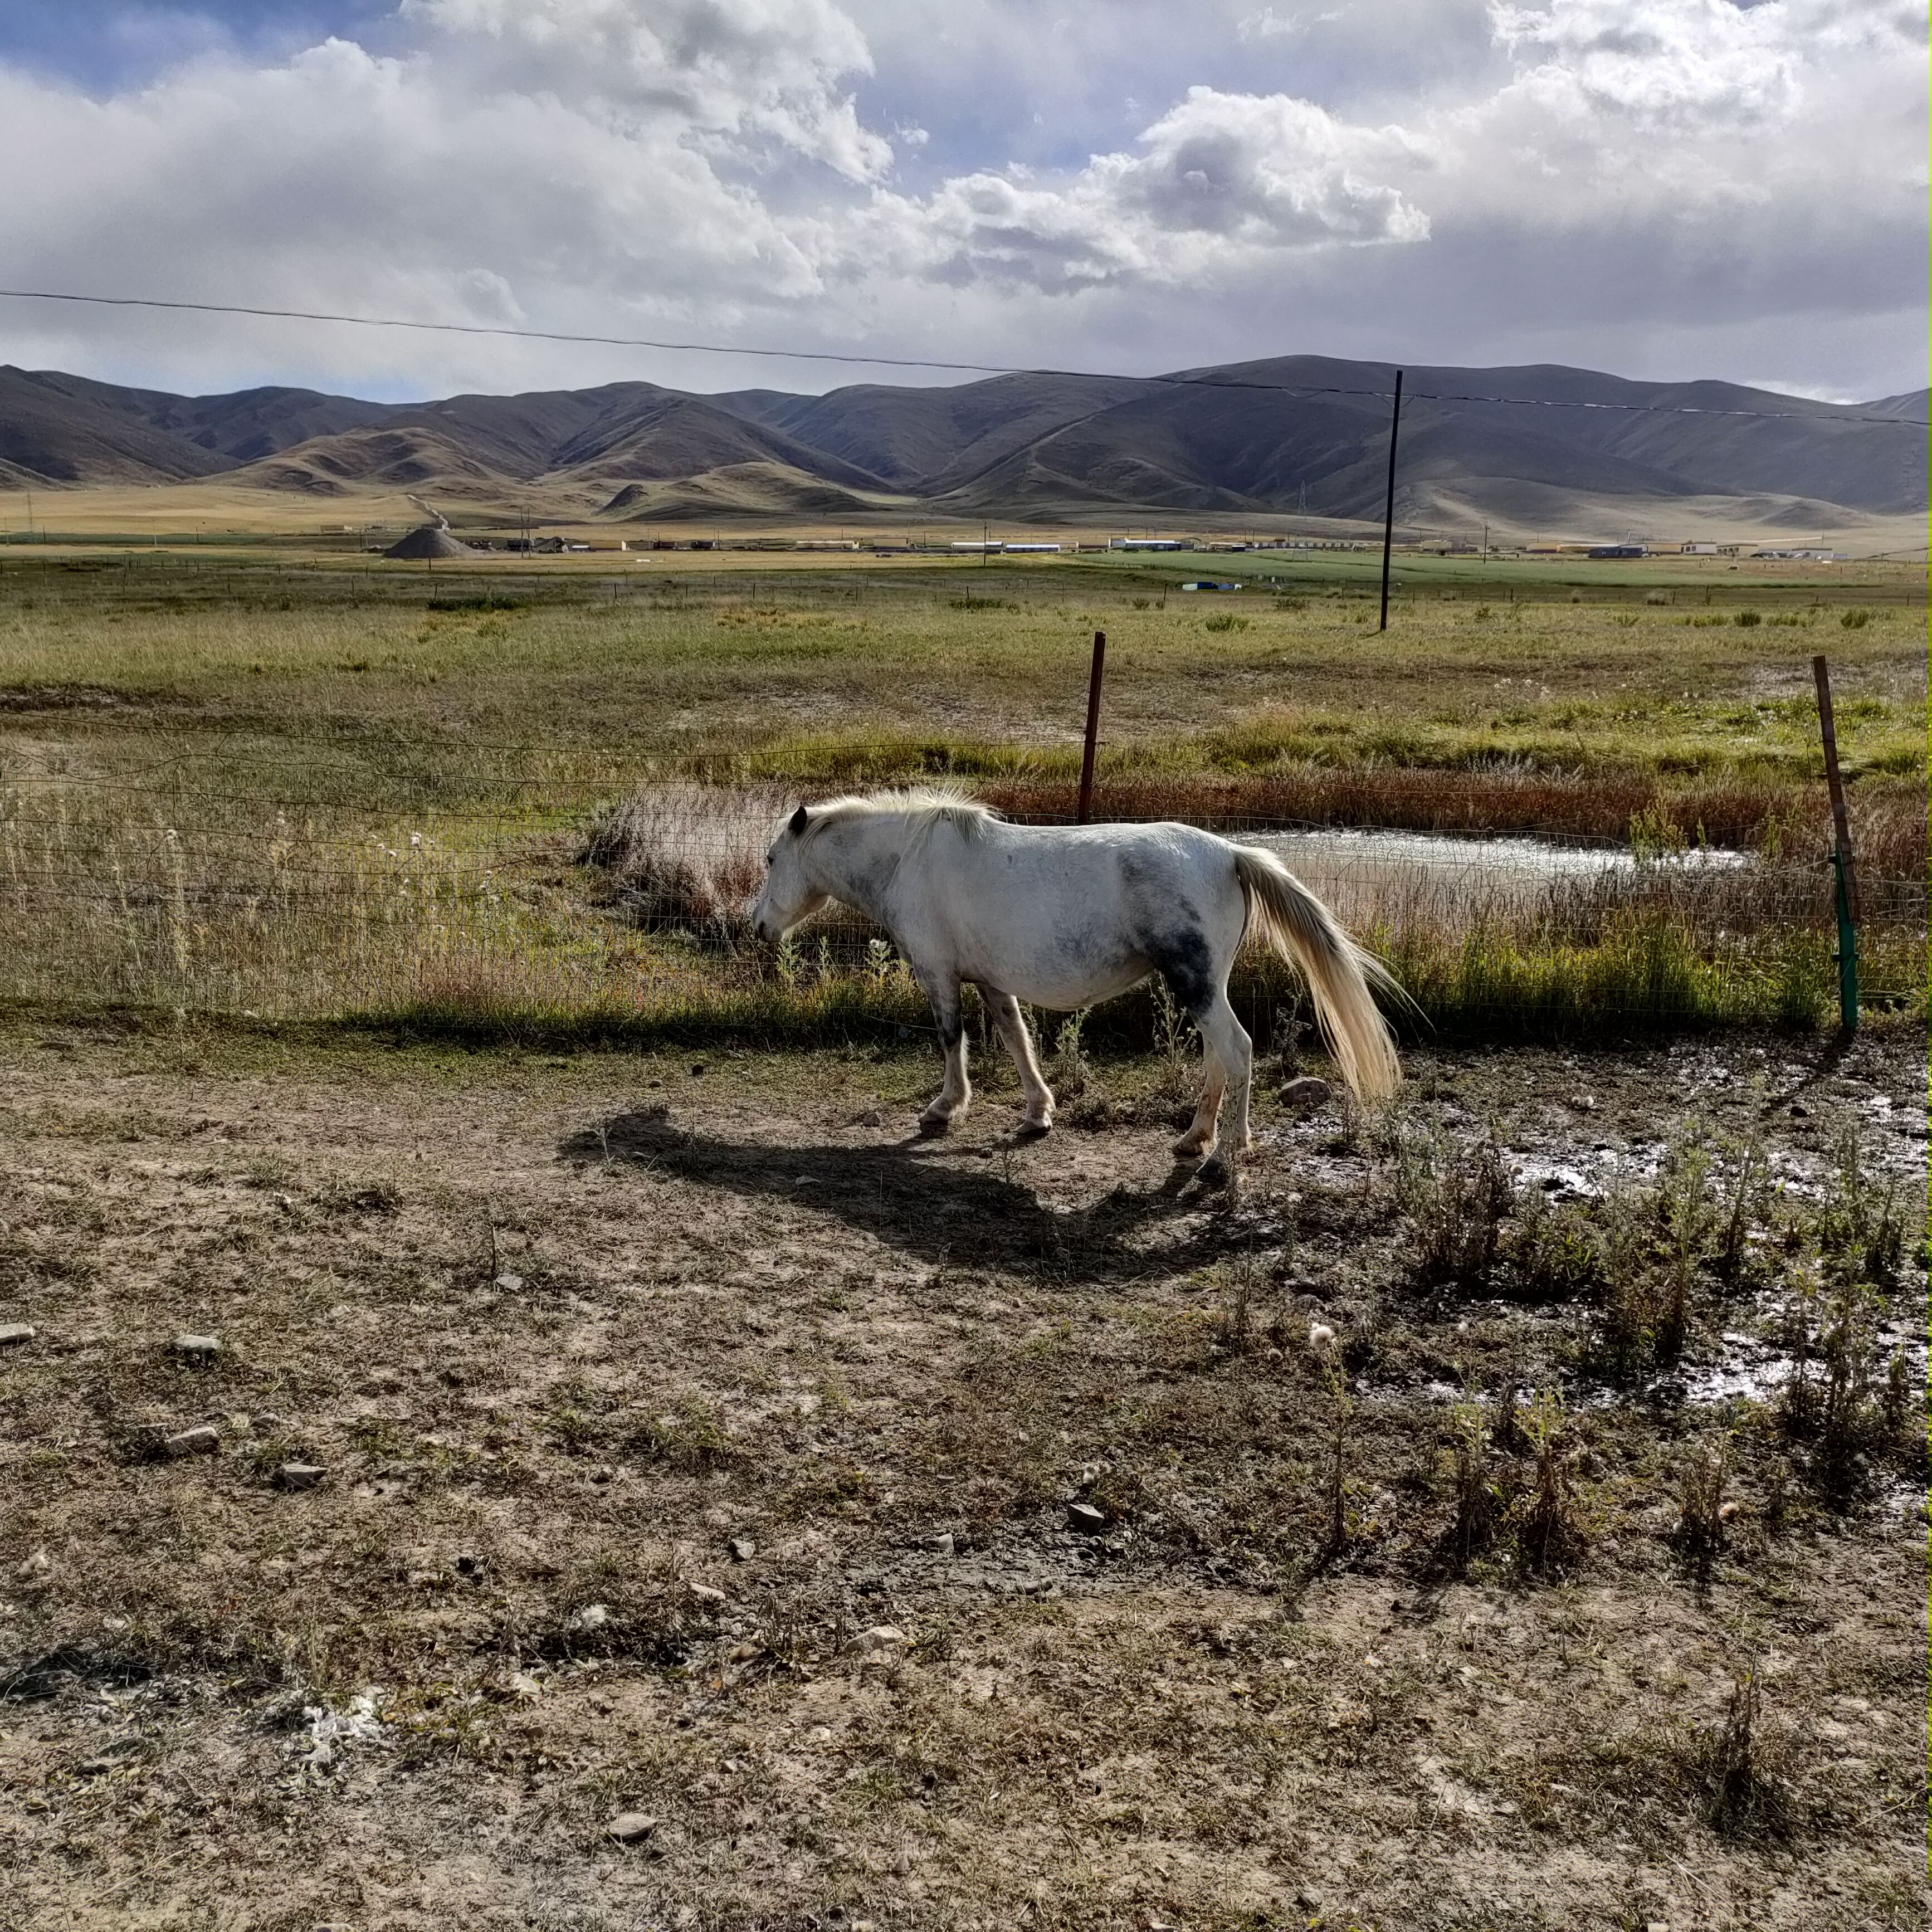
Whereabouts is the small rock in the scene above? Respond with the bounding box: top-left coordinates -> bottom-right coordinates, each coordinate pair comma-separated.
0,1321 -> 35,1346
17,1546 -> 51,1580
494,1272 -> 525,1292
927,1531 -> 955,1557
505,1671 -> 541,1700
859,1108 -> 884,1128
164,1426 -> 220,1458
172,1333 -> 221,1359
728,1536 -> 757,1563
276,1462 -> 326,1490
1067,1502 -> 1108,1536
607,1811 -> 659,1844
1277,1075 -> 1331,1111
687,1582 -> 728,1608
567,1603 -> 609,1633
858,1624 -> 909,1652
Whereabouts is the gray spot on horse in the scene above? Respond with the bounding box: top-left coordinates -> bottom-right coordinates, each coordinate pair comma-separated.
1145,923 -> 1215,1019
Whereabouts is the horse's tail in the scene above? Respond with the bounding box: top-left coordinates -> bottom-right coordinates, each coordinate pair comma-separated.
1231,845 -> 1403,1105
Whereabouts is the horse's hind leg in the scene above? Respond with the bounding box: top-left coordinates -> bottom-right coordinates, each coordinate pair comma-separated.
980,987 -> 1054,1131
1172,1059 -> 1226,1159
917,977 -> 971,1133
1192,990 -> 1255,1180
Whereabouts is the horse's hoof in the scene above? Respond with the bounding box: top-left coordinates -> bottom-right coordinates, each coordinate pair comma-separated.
1018,1114 -> 1053,1139
917,1111 -> 953,1137
1171,1137 -> 1212,1162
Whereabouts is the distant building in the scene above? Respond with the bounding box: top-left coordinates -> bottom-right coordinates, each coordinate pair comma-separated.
1588,544 -> 1647,559
1179,579 -> 1242,592
1003,542 -> 1061,553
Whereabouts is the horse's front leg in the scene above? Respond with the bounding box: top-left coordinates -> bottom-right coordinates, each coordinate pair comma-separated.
980,986 -> 1054,1133
916,975 -> 971,1133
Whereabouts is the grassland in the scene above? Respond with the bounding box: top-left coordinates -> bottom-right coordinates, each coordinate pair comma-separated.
0,545 -> 1922,1041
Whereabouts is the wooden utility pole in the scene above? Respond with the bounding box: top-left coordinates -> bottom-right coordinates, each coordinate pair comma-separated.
1077,631 -> 1106,824
1378,368 -> 1404,632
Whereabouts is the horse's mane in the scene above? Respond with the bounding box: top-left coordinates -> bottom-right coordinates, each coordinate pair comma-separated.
797,786 -> 998,845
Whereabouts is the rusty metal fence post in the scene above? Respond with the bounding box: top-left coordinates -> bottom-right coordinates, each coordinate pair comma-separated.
1077,630 -> 1106,824
1812,653 -> 1859,1033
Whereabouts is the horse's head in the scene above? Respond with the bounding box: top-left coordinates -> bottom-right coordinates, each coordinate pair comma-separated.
751,803 -> 831,942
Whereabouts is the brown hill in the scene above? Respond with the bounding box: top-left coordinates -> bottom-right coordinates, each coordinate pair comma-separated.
598,462 -> 899,520
226,427 -> 505,497
0,365 -> 233,485
0,356 -> 1920,530
551,394 -> 887,490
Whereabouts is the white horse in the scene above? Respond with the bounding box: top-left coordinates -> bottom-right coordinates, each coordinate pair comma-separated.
750,789 -> 1401,1173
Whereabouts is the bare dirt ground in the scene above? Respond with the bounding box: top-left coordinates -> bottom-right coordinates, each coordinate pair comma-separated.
0,1018 -> 1925,1931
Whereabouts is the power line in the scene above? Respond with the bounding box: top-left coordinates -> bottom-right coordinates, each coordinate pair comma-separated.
1,286 -> 1925,428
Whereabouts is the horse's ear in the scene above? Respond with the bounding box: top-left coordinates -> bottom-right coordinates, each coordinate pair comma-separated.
788,804 -> 811,837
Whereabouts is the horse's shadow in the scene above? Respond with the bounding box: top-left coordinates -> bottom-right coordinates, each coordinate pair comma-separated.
558,1106 -> 1237,1285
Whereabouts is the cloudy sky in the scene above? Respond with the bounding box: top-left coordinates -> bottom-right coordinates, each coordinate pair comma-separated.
0,0 -> 1924,402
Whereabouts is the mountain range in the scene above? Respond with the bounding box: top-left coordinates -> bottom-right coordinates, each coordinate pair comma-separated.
0,357 -> 1923,533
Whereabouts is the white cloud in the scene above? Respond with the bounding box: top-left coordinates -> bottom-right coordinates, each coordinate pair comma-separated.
0,0 -> 1920,399
1237,6 -> 1348,40
1487,0 -> 1802,128
402,0 -> 892,180
845,89 -> 1430,295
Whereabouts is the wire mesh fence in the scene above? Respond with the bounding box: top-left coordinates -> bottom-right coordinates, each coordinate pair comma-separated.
3,752 -> 1923,1042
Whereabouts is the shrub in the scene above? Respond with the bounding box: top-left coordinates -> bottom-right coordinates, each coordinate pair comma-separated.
1840,606 -> 1871,629
580,783 -> 780,942
1702,1662 -> 1792,1838
1511,1389 -> 1587,1575
1813,1120 -> 1905,1289
1733,609 -> 1762,628
1674,1436 -> 1730,1580
1448,1393 -> 1499,1564
1203,612 -> 1250,633
1507,1191 -> 1599,1302
1396,1129 -> 1516,1291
